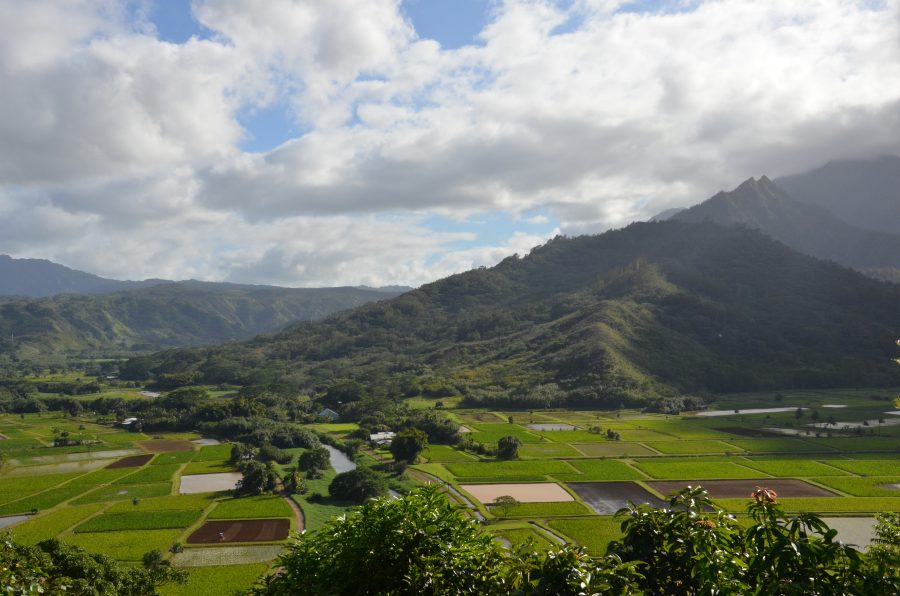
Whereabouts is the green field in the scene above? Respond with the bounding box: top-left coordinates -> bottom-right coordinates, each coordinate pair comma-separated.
74,510 -> 201,532
547,518 -> 623,555
4,388 -> 900,579
158,564 -> 269,596
10,504 -> 105,545
208,495 -> 293,519
65,529 -> 183,561
491,501 -> 591,517
446,460 -> 577,479
556,459 -> 647,481
633,460 -> 767,480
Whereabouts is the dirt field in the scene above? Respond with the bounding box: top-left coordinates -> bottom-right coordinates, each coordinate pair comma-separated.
179,472 -> 242,494
460,483 -> 574,504
568,482 -> 665,514
139,439 -> 194,452
107,454 -> 155,468
187,519 -> 290,544
647,478 -> 836,498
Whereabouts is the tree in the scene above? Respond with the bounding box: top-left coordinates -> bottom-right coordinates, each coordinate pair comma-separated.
492,495 -> 519,517
497,435 -> 521,460
298,447 -> 331,479
1,537 -> 187,594
389,428 -> 428,464
328,467 -> 388,503
284,468 -> 307,495
254,486 -> 640,595
237,461 -> 279,496
68,400 -> 83,418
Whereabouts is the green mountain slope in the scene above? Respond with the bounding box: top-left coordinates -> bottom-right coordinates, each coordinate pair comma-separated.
141,222 -> 900,403
0,282 -> 408,358
672,176 -> 900,272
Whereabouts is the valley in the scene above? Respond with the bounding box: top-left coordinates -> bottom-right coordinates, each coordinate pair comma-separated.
2,376 -> 898,594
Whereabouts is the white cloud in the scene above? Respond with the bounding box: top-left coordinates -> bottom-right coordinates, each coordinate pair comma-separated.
0,0 -> 898,286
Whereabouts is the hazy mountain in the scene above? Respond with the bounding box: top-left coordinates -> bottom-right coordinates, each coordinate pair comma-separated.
671,176 -> 900,272
0,255 -> 170,297
0,282 -> 408,358
648,207 -> 685,222
776,155 -> 900,235
141,221 -> 900,402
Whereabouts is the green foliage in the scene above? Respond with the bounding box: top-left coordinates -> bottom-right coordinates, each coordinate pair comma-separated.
497,435 -> 522,460
297,446 -> 331,477
328,468 -> 388,503
389,428 -> 428,464
0,283 -> 406,360
255,486 -> 641,595
0,536 -> 187,595
236,461 -> 279,496
608,486 -> 900,595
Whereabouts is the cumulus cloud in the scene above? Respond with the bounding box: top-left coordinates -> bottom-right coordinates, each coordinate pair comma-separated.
0,0 -> 898,286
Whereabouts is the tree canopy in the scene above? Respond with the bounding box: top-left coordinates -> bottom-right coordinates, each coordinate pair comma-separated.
254,485 -> 900,595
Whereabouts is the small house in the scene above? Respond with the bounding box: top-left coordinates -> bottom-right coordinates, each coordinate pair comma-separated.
369,431 -> 396,446
319,407 -> 340,422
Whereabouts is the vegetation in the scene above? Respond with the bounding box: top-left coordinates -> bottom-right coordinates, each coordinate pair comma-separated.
328,468 -> 389,503
0,282 -> 407,359
129,222 -> 900,407
256,486 -> 900,595
389,428 -> 428,464
0,536 -> 187,595
496,435 -> 522,460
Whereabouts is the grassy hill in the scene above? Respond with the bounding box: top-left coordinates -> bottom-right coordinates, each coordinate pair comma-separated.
0,282 -> 408,359
139,221 -> 900,405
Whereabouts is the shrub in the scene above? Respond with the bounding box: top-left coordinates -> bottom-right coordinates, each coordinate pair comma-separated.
328,468 -> 388,503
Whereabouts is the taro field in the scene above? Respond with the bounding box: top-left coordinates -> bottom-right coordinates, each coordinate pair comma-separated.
409,387 -> 900,553
0,414 -> 298,595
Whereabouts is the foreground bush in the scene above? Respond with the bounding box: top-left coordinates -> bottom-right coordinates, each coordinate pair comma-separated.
1,536 -> 186,595
256,485 -> 900,595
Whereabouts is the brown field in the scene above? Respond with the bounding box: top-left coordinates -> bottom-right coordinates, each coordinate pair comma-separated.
139,439 -> 194,452
187,519 -> 291,544
460,483 -> 574,504
107,454 -> 154,468
647,478 -> 836,498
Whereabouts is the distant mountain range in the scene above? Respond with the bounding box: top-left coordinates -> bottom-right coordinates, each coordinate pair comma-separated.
0,258 -> 410,358
0,255 -> 170,298
652,155 -> 900,281
141,221 -> 900,402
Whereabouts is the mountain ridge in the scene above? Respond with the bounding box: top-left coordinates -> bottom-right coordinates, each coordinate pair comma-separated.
138,221 -> 900,403
671,176 -> 900,273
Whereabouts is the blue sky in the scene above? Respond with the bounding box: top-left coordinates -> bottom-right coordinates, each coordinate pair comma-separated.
146,0 -> 561,252
0,0 -> 896,286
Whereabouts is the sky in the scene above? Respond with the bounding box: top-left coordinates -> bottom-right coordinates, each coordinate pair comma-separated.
1,0 -> 899,288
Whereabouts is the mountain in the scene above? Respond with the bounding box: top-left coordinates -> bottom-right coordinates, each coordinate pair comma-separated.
648,207 -> 684,222
0,282 -> 408,359
671,176 -> 900,272
140,221 -> 900,404
0,255 -> 170,297
777,155 -> 900,236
